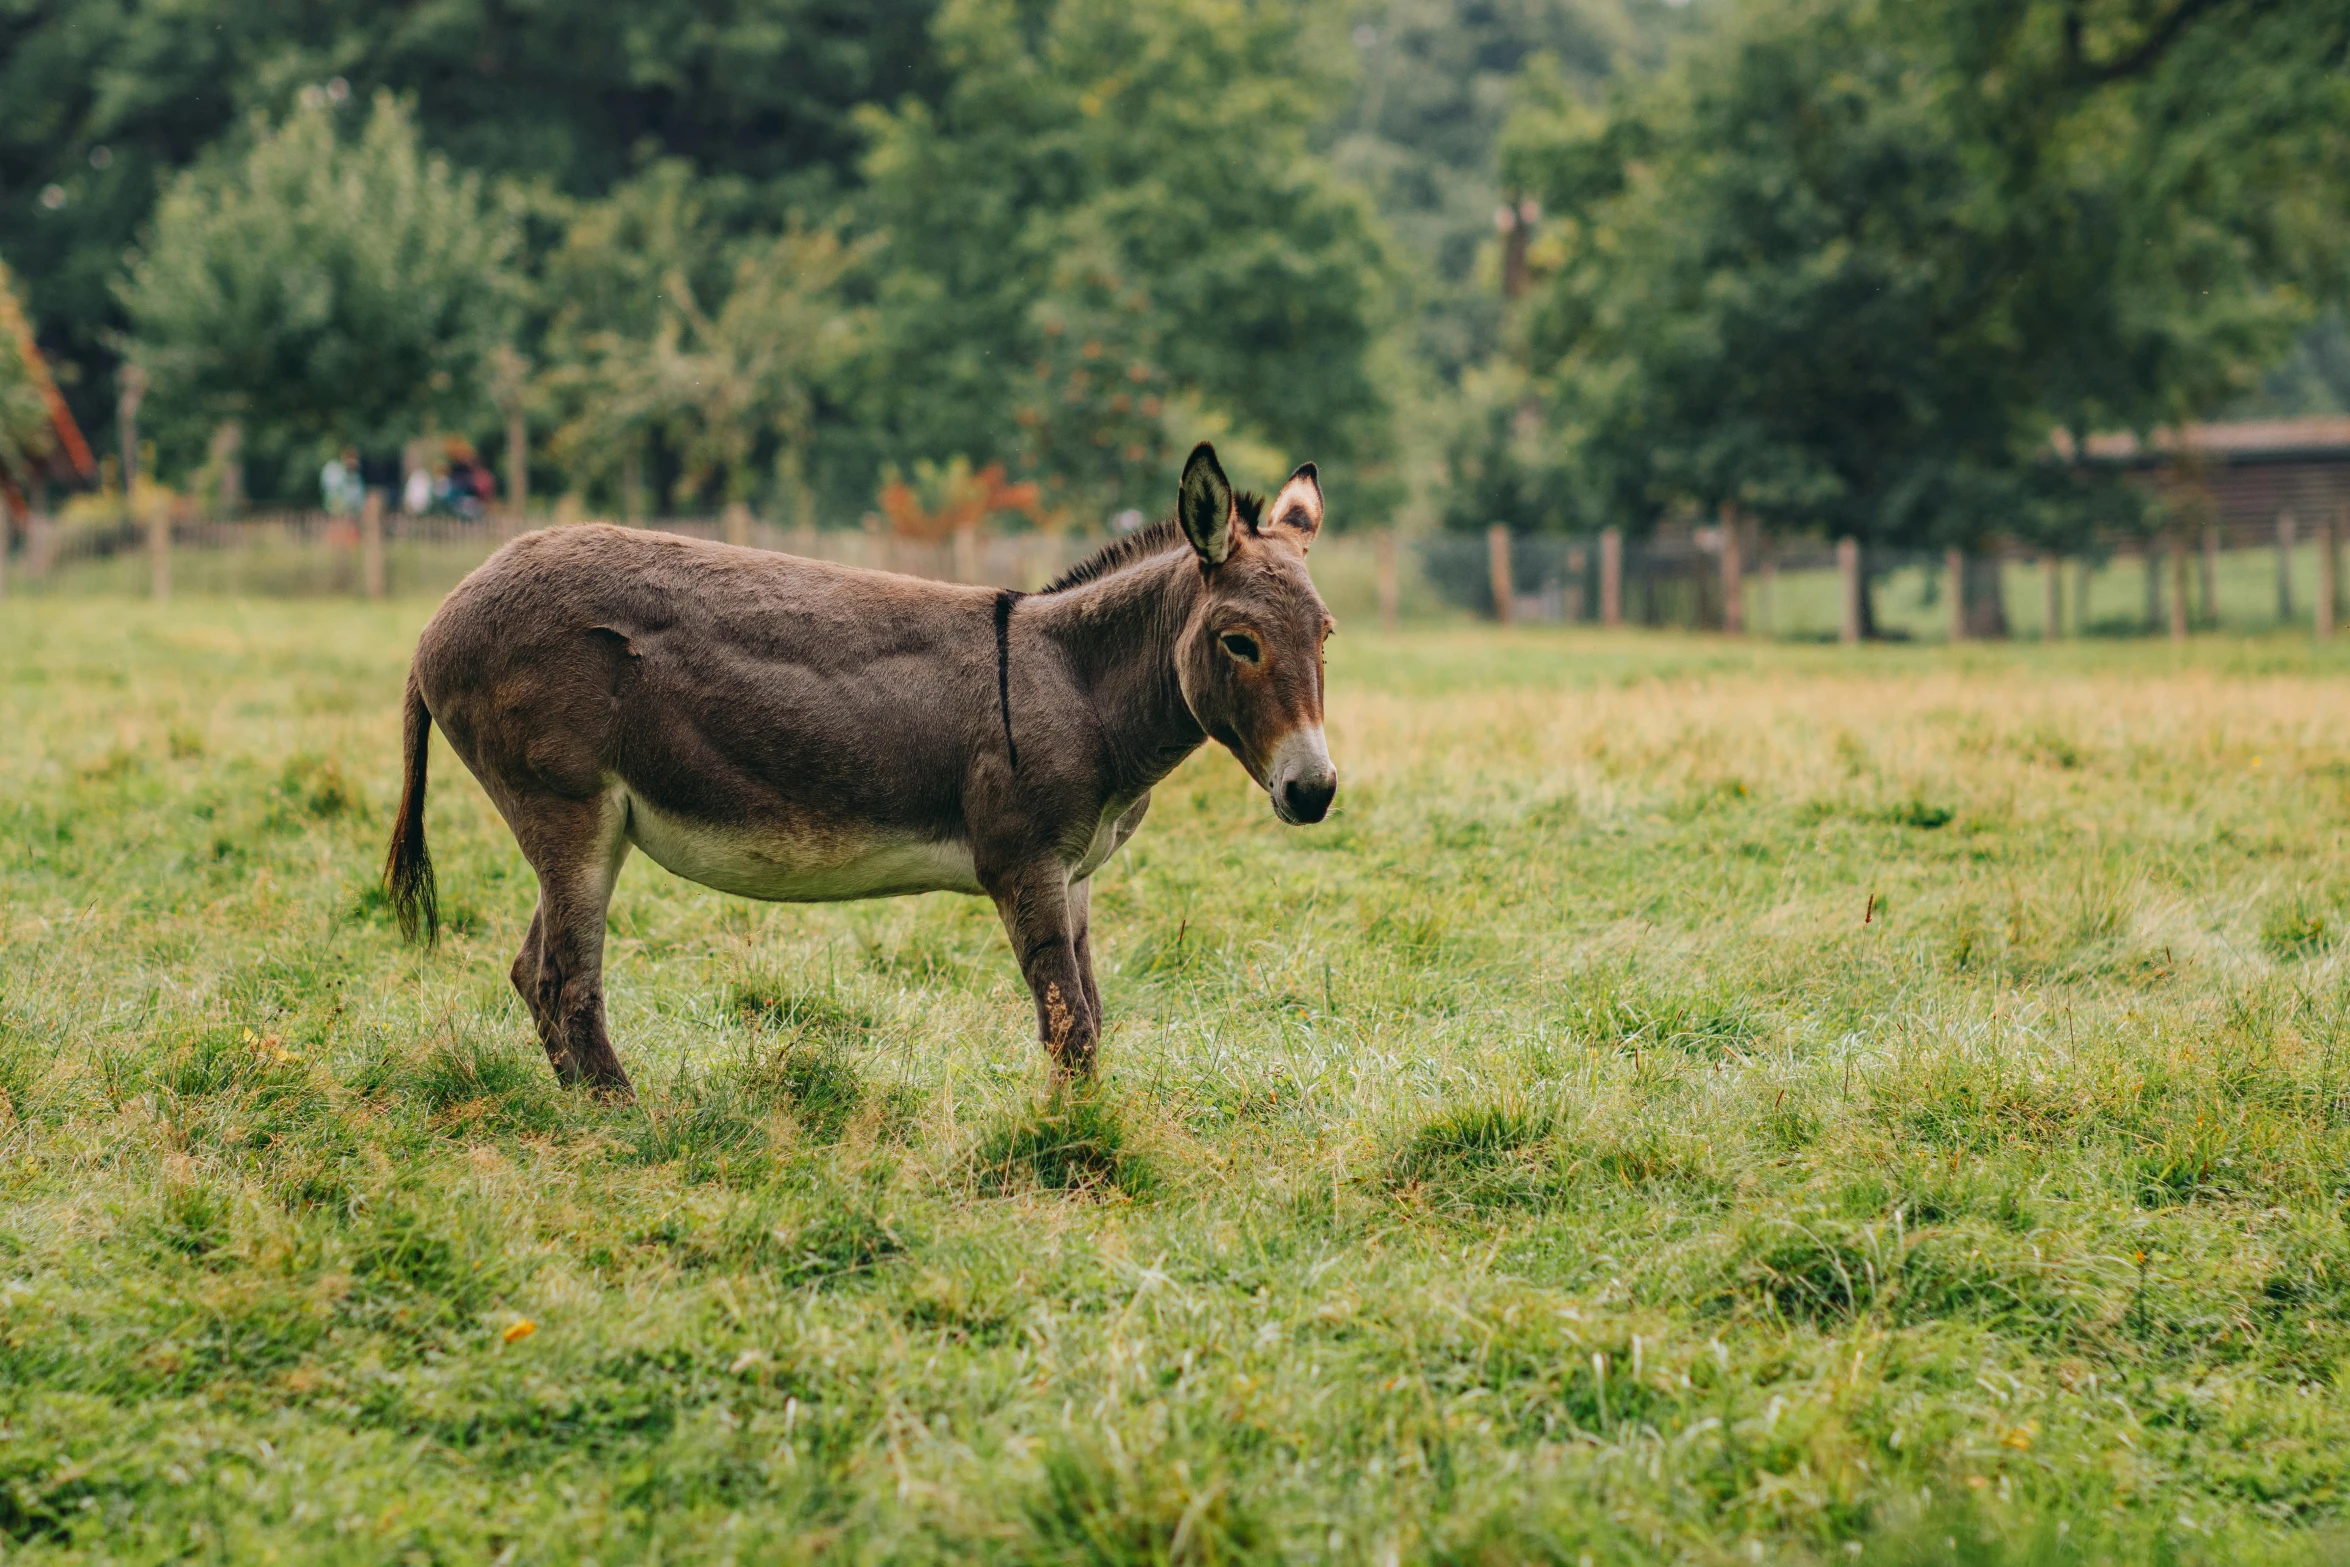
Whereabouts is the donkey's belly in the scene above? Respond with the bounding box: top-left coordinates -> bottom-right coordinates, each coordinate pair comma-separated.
624,796 -> 983,902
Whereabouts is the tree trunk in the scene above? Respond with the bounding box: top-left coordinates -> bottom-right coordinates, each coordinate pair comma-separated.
122,368 -> 165,602
1960,551 -> 2007,638
2200,525 -> 2220,629
2320,512 -> 2340,642
2169,536 -> 2190,641
1499,196 -> 1532,301
360,488 -> 386,599
1719,505 -> 1744,635
2277,511 -> 2296,624
1376,528 -> 1399,631
506,407 -> 529,525
1837,537 -> 1862,645
1487,525 -> 1513,625
1599,528 -> 1623,628
210,421 -> 243,519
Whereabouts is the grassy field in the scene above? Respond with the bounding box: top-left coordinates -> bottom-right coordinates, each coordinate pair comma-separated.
6,601 -> 2350,1564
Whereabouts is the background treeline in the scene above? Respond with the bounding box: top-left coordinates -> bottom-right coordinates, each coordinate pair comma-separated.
1,0 -> 2343,545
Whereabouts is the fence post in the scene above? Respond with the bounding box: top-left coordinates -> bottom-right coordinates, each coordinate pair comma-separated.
360,487 -> 386,599
2169,536 -> 2189,641
2277,511 -> 2297,624
2041,552 -> 2061,639
2200,525 -> 2220,629
2322,512 -> 2340,642
209,420 -> 242,520
1376,527 -> 1399,632
1944,548 -> 1966,642
1599,527 -> 1623,628
1838,537 -> 1862,645
1487,525 -> 1514,626
1719,505 -> 1744,635
724,501 -> 752,549
1758,551 -> 1777,637
506,407 -> 529,528
121,366 -> 165,602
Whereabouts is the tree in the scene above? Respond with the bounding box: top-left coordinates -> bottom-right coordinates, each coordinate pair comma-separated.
1501,0 -> 2347,623
1332,0 -> 1681,382
534,164 -> 865,516
1,0 -> 941,447
119,93 -> 518,497
853,0 -> 1394,521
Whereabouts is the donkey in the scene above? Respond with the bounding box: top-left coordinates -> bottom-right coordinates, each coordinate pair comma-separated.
384,443 -> 1336,1094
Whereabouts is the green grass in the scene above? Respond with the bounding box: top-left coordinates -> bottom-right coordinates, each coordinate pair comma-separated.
7,601 -> 2350,1563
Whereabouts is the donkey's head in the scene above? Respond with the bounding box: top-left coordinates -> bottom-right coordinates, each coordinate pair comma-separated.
1171,443 -> 1338,825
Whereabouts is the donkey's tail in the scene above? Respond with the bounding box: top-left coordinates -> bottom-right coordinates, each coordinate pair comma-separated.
384,669 -> 439,946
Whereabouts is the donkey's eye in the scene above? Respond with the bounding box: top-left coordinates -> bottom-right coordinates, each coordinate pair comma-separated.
1219,632 -> 1262,664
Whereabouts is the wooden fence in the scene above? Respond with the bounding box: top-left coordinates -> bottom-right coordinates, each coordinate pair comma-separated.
11,504 -> 2350,641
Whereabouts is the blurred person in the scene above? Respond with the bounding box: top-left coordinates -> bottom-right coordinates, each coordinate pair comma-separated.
442,437 -> 489,520
319,447 -> 363,515
403,462 -> 432,515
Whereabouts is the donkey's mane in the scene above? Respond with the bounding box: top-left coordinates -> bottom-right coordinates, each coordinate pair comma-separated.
1038,492 -> 1265,595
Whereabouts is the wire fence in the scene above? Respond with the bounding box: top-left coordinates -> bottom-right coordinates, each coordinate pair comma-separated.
9,507 -> 2350,641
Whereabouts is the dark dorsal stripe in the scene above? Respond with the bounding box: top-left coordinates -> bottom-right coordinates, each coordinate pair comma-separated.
994,589 -> 1022,770
1037,493 -> 1265,596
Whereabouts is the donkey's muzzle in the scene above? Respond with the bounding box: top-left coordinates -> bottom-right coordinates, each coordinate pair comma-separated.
1280,773 -> 1336,824
1268,727 -> 1337,825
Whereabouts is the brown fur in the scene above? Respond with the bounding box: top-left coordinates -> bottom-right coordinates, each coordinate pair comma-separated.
385,444 -> 1335,1093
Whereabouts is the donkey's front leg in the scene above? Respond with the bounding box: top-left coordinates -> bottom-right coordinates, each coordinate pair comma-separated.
986,858 -> 1097,1078
1068,877 -> 1104,1030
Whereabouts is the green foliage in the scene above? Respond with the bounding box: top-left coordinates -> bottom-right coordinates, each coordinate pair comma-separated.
856,0 -> 1392,516
119,93 -> 518,471
1502,0 -> 2349,549
0,0 -> 937,435
1333,0 -> 1675,383
537,162 -> 865,514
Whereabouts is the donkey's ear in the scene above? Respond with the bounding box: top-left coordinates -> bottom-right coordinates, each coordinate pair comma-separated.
1268,462 -> 1323,550
1178,442 -> 1235,566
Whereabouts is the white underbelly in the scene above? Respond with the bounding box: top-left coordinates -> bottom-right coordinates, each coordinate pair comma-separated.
624,795 -> 983,902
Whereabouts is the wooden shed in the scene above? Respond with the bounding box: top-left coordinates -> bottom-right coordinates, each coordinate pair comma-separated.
2079,418 -> 2350,537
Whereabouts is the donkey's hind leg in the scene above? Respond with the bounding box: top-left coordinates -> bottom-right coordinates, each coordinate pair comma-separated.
510,902 -> 550,1035
512,791 -> 634,1095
